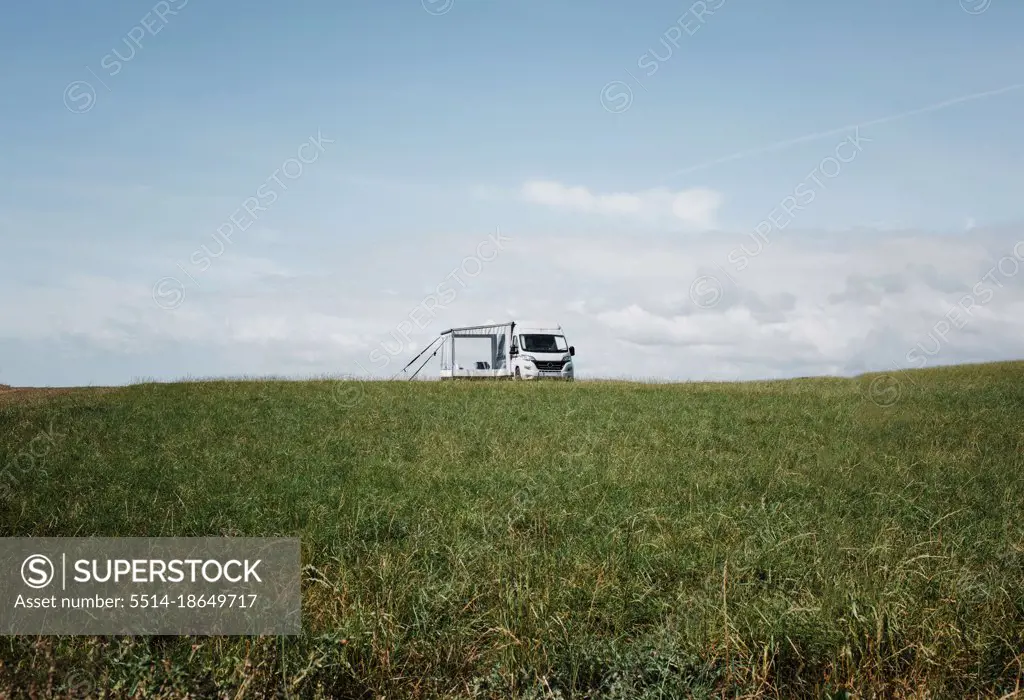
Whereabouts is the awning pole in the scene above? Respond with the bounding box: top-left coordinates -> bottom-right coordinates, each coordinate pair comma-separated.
408,345 -> 441,381
391,335 -> 443,380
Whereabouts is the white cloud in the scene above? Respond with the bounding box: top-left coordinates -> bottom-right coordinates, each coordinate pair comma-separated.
558,227 -> 1024,379
519,180 -> 723,229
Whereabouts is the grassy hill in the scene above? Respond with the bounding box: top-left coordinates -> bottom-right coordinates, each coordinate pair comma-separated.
1,362 -> 1022,698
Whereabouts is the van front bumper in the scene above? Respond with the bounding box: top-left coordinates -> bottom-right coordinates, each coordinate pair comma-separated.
521,364 -> 574,380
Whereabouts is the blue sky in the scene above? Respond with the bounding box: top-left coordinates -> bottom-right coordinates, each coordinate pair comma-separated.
1,0 -> 1023,386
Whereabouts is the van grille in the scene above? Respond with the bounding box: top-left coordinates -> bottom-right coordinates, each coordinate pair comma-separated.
534,360 -> 565,372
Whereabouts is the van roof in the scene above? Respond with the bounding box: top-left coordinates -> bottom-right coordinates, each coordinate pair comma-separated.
515,321 -> 562,332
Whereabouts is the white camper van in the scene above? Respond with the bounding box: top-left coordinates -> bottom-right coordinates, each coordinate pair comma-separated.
419,321 -> 575,380
510,322 -> 575,380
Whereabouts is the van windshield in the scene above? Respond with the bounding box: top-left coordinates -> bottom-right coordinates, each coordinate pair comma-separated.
520,335 -> 568,353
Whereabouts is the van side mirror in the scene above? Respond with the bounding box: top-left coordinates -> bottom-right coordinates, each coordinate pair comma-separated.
569,346 -> 575,356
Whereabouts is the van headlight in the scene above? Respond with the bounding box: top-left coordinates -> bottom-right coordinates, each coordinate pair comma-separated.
562,354 -> 572,363
520,355 -> 536,364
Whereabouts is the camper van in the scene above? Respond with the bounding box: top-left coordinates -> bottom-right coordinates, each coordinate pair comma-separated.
510,322 -> 575,380
427,321 -> 575,380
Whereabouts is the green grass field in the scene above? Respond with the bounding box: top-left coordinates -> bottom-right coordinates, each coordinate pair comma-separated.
1,362 -> 1023,698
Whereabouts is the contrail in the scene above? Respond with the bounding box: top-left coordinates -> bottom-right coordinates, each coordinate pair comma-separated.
665,82 -> 1024,180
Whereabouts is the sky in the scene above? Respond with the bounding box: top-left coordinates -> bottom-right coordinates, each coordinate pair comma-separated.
1,0 -> 1023,385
